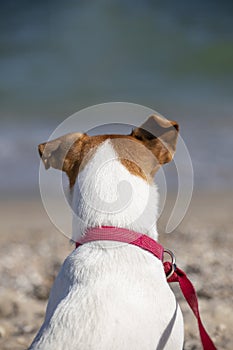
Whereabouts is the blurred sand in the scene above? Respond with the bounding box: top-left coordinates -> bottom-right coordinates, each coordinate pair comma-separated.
0,192 -> 232,350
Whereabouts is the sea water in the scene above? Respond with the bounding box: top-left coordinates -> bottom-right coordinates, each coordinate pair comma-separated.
0,1 -> 232,194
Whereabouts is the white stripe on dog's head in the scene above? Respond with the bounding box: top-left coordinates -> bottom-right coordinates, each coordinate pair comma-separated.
71,139 -> 159,240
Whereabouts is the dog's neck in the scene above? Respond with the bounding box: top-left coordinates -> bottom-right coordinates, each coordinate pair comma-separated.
70,140 -> 159,242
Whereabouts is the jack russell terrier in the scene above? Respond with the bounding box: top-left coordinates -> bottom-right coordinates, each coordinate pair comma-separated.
29,114 -> 184,350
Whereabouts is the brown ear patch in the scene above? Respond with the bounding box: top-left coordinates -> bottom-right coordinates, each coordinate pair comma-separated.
38,140 -> 61,170
38,133 -> 86,174
131,114 -> 179,167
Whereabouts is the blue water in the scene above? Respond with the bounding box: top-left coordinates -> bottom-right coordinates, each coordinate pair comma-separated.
0,1 -> 233,193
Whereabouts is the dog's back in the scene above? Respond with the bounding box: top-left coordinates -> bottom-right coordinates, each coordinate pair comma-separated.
30,242 -> 183,350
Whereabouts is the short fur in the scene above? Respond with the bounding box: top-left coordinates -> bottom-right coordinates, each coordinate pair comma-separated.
30,114 -> 183,350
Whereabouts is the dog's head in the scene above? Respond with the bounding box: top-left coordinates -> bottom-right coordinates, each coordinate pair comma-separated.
38,115 -> 179,237
39,114 -> 179,187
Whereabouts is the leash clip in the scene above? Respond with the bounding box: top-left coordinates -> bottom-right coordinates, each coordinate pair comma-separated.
164,248 -> 176,279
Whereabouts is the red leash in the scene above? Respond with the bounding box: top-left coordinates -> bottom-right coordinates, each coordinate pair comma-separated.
75,227 -> 217,350
164,262 -> 217,350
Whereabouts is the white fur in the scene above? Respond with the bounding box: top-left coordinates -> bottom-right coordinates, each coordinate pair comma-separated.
71,140 -> 159,242
30,139 -> 184,350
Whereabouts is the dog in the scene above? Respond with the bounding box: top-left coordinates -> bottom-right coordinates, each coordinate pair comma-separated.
29,114 -> 184,350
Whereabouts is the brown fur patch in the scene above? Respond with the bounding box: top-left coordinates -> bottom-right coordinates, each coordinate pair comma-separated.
38,115 -> 179,188
67,134 -> 151,187
110,137 -> 157,183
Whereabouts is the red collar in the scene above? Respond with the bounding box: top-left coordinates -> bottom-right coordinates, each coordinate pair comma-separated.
75,226 -> 164,260
75,226 -> 216,350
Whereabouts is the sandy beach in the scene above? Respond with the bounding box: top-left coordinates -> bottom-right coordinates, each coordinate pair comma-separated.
0,191 -> 232,350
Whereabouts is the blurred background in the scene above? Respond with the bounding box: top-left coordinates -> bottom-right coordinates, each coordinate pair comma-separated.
1,2 -> 233,349
0,0 -> 233,194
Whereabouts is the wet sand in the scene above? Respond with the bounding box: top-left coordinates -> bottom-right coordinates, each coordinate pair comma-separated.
0,192 -> 232,349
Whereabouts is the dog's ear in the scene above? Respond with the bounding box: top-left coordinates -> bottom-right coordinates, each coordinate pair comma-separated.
38,132 -> 85,172
131,114 -> 179,168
